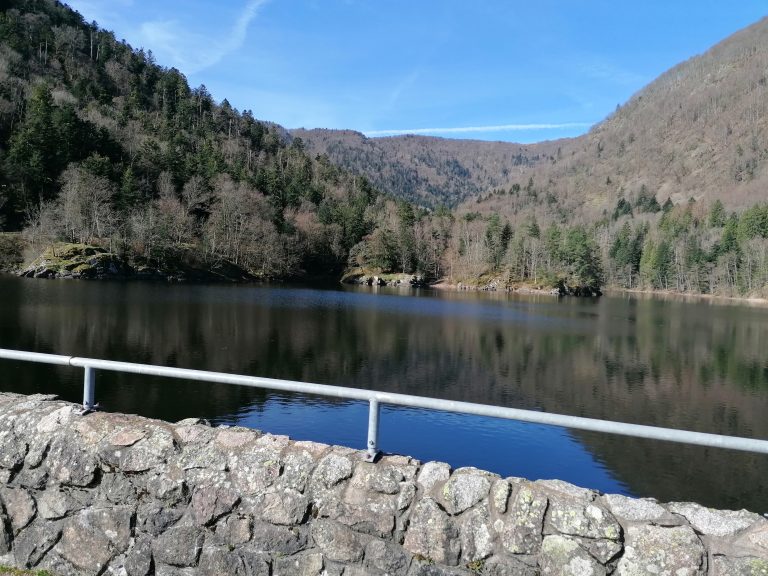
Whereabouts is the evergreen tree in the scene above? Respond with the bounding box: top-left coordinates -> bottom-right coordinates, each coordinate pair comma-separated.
708,199 -> 726,227
485,214 -> 511,270
563,226 -> 604,286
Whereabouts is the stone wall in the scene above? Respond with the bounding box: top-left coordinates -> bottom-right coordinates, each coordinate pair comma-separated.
0,393 -> 765,575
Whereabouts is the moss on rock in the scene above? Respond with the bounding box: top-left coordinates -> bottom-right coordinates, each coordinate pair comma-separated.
19,243 -> 128,279
18,243 -> 252,283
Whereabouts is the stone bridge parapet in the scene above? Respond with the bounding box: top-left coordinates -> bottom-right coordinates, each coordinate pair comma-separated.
0,393 -> 764,575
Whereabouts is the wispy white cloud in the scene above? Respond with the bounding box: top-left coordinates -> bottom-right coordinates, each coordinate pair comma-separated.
65,0 -> 134,29
139,20 -> 186,62
578,60 -> 647,88
386,70 -> 421,109
138,0 -> 268,75
364,122 -> 592,137
236,88 -> 340,129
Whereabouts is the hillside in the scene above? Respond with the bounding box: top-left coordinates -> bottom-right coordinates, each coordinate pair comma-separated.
0,0 -> 390,279
295,17 -> 768,222
290,128 -> 562,208
471,15 -> 768,223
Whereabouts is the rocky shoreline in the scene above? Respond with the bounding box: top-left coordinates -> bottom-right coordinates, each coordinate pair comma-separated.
431,280 -> 602,297
342,271 -> 429,289
342,268 -> 603,297
9,242 -> 762,305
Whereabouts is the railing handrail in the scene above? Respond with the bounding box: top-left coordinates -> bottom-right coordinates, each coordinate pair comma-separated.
1,347 -> 767,459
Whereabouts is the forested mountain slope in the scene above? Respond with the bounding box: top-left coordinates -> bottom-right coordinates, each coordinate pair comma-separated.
290,128 -> 562,208
470,15 -> 768,223
0,0 -> 387,278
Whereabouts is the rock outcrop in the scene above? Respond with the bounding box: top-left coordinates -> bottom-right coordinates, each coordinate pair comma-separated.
0,392 -> 764,575
17,243 -> 252,283
341,269 -> 428,288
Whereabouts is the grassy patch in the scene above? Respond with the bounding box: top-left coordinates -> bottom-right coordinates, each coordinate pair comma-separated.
0,566 -> 54,576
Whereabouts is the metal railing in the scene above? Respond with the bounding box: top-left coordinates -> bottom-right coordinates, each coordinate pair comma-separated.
1,347 -> 768,461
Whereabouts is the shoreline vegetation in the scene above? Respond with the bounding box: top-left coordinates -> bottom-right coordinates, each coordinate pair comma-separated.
5,236 -> 768,307
15,241 -> 253,283
7,239 -> 606,296
11,238 -> 768,308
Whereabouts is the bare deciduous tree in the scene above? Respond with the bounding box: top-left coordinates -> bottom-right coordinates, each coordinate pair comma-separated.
58,164 -> 116,244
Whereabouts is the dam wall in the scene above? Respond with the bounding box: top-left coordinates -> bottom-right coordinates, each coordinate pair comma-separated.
0,392 -> 764,575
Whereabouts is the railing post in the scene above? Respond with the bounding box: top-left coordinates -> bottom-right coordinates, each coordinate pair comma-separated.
82,366 -> 96,413
365,398 -> 381,462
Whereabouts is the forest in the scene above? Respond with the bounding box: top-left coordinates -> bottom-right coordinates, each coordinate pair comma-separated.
1,0 -> 768,297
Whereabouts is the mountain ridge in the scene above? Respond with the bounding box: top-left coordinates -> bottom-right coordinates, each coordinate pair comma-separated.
289,127 -> 564,208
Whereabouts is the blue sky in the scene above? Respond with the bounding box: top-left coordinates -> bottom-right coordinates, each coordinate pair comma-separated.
66,1 -> 767,143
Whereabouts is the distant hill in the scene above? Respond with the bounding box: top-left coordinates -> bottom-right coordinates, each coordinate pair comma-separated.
290,128 -> 561,208
294,17 -> 768,223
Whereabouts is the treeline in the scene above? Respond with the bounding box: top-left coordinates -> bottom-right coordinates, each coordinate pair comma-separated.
606,198 -> 768,297
352,188 -> 768,298
348,205 -> 604,288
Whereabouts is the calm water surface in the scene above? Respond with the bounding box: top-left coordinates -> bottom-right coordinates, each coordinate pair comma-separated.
0,275 -> 767,511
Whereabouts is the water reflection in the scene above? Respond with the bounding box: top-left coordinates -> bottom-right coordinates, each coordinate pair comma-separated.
0,276 -> 767,510
234,395 -> 627,496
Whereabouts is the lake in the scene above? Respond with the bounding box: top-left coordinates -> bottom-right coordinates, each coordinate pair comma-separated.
0,275 -> 766,512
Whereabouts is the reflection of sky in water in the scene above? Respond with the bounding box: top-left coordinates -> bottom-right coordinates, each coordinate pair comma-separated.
198,284 -> 592,332
228,392 -> 630,497
19,279 -> 603,335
